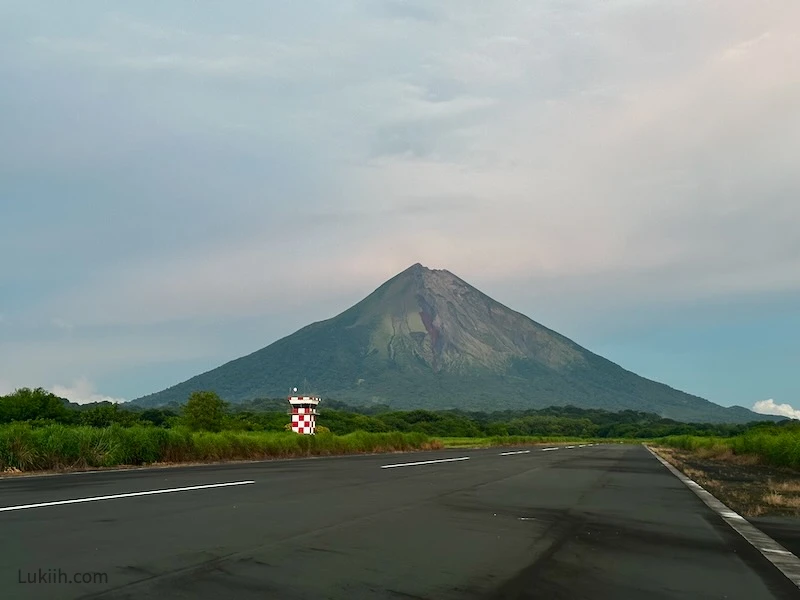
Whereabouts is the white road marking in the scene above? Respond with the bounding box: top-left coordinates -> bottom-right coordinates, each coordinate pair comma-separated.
541,447 -> 559,451
720,510 -> 747,521
0,481 -> 256,513
499,450 -> 531,456
646,446 -> 800,589
380,457 -> 470,469
566,446 -> 576,449
578,444 -> 586,447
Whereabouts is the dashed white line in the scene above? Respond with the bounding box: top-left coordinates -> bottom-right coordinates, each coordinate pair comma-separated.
499,450 -> 531,456
380,457 -> 470,469
0,481 -> 255,513
646,446 -> 800,589
578,444 -> 586,447
541,447 -> 559,452
566,445 -> 576,449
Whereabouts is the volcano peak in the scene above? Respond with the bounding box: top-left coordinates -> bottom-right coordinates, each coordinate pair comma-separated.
133,265 -> 772,424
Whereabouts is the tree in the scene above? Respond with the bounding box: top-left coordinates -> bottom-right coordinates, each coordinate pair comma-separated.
80,402 -> 137,427
0,387 -> 73,424
182,391 -> 228,432
138,408 -> 178,428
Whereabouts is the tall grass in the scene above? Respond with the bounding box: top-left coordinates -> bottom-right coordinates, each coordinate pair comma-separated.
437,435 -> 637,448
658,430 -> 800,470
436,436 -> 575,448
0,423 -> 441,473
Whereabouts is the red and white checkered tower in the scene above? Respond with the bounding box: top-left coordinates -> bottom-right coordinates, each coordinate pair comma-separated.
288,387 -> 321,435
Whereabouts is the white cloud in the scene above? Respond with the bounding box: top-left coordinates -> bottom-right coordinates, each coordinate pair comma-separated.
752,399 -> 800,420
1,1 -> 799,401
50,378 -> 126,405
15,0 -> 796,330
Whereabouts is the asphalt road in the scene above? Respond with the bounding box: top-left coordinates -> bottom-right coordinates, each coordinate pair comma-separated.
2,443 -> 799,599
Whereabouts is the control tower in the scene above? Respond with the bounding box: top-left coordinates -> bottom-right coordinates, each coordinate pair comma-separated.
287,387 -> 321,435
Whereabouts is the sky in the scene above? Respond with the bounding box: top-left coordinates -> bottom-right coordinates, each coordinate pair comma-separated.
1,1 -> 798,415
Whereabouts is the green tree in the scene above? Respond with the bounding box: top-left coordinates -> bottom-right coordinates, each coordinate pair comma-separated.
80,403 -> 137,427
0,387 -> 74,424
182,391 -> 228,432
138,408 -> 178,428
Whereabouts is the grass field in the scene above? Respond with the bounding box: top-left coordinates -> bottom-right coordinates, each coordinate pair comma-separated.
437,436 -> 578,448
657,430 -> 800,470
0,423 -> 442,473
435,436 -> 637,448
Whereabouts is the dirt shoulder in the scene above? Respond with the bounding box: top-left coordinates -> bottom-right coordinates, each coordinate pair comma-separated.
650,445 -> 800,518
650,445 -> 800,556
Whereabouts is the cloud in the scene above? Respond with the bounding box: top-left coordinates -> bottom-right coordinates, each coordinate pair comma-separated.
752,399 -> 800,420
50,378 -> 126,405
369,0 -> 444,23
51,318 -> 74,332
0,330 -> 218,380
0,1 -> 798,401
16,1 -> 795,329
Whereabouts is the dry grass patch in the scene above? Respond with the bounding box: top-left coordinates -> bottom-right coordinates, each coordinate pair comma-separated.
760,479 -> 800,513
761,491 -> 800,511
768,480 -> 800,494
650,445 -> 800,518
698,447 -> 761,466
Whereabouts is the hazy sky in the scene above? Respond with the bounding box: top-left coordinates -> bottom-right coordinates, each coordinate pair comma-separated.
1,1 -> 798,414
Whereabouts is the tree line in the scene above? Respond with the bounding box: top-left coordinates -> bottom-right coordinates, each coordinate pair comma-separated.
2,387 -> 791,437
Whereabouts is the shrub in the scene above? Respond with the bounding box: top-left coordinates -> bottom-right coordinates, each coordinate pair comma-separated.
181,391 -> 228,432
0,423 -> 440,472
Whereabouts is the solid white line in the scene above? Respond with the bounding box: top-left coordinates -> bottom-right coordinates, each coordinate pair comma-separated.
646,446 -> 800,589
0,481 -> 255,513
541,447 -> 559,451
380,457 -> 470,469
499,450 -> 531,456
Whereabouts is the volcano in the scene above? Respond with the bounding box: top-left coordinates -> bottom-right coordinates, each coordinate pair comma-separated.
132,263 -> 770,423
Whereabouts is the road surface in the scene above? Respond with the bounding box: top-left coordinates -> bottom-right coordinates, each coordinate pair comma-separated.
2,443 -> 798,599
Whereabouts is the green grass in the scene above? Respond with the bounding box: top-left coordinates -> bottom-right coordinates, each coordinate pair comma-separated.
0,423 -> 442,473
436,437 -> 495,448
435,436 -> 636,448
657,430 -> 800,470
